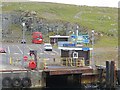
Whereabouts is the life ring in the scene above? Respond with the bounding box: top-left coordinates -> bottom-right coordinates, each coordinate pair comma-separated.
22,77 -> 31,87
12,77 -> 22,87
2,77 -> 12,88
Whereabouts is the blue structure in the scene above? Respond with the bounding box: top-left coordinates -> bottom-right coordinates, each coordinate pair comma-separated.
58,32 -> 92,66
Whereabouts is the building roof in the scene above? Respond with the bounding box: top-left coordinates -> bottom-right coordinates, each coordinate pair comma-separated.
49,35 -> 69,38
58,47 -> 93,51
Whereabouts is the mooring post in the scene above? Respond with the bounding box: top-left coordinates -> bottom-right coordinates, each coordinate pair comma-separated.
97,66 -> 104,89
106,61 -> 110,88
110,61 -> 115,89
118,47 -> 120,85
117,70 -> 120,85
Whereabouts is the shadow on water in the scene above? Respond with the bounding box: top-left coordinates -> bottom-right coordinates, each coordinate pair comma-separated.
2,87 -> 83,90
1,86 -> 120,90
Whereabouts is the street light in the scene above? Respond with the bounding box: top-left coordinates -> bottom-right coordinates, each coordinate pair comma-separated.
22,22 -> 25,39
76,25 -> 79,37
91,30 -> 95,68
22,22 -> 25,67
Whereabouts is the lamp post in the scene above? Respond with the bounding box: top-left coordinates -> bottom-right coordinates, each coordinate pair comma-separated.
48,27 -> 51,43
22,22 -> 25,67
22,22 -> 25,41
76,25 -> 79,37
91,30 -> 95,68
31,23 -> 33,34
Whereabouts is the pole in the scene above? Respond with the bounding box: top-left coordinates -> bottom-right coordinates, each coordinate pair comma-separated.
57,27 -> 58,45
48,27 -> 49,43
76,26 -> 79,37
75,25 -> 79,46
22,22 -> 25,67
92,30 -> 95,68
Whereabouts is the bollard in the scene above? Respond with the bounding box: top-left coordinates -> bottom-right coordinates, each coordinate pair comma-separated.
53,58 -> 55,62
81,60 -> 85,66
70,58 -> 73,67
77,60 -> 81,67
66,58 -> 67,66
44,59 -> 48,69
44,62 -> 48,69
10,57 -> 12,65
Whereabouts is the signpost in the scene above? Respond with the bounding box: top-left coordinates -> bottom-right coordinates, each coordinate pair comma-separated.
73,51 -> 78,66
23,56 -> 28,61
29,60 -> 36,69
73,52 -> 78,59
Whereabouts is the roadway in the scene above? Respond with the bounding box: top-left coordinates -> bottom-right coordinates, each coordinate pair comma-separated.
1,43 -> 60,71
0,43 -> 61,88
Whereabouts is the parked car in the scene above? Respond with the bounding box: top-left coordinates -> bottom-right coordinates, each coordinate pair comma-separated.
0,48 -> 6,53
21,39 -> 26,44
44,43 -> 52,51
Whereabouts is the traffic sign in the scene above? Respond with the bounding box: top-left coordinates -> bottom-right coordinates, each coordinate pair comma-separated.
82,47 -> 89,51
73,52 -> 78,59
29,60 -> 36,69
63,43 -> 75,47
23,56 -> 28,61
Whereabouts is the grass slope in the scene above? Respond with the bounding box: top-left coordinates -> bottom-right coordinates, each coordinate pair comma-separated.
2,2 -> 118,66
2,2 -> 118,47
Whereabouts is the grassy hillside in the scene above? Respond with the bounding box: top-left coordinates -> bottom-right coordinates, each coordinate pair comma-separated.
2,2 -> 118,47
2,2 -> 118,66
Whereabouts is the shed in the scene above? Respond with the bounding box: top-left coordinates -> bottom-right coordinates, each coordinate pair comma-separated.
49,35 -> 69,45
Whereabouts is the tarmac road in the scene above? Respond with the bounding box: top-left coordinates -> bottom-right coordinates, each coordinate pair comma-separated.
1,43 -> 60,70
0,43 -> 61,88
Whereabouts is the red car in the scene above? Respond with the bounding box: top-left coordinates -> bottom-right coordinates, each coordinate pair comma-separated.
0,48 -> 6,53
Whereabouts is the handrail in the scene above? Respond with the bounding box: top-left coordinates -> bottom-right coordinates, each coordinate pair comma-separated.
61,57 -> 86,67
0,69 -> 29,72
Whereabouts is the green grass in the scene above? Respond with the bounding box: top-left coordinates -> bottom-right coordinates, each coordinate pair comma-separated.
95,36 -> 118,48
2,2 -> 118,47
2,2 -> 119,66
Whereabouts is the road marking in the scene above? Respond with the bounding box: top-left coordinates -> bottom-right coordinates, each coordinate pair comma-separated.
40,53 -> 44,54
44,51 -> 49,55
52,50 -> 59,55
14,53 -> 19,54
27,45 -> 32,50
51,53 -> 55,55
30,45 -> 34,49
36,45 -> 42,51
8,46 -> 10,54
16,45 -> 23,54
44,58 -> 50,60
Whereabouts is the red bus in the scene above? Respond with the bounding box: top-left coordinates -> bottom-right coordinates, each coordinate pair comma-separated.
32,32 -> 43,44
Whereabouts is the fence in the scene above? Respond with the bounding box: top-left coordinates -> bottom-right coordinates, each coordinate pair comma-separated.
8,56 -> 91,69
60,57 -> 88,67
9,56 -> 61,69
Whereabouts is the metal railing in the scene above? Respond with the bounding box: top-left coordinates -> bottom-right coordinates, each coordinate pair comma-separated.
60,57 -> 88,67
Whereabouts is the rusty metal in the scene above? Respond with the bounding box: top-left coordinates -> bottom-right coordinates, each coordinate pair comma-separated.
81,73 -> 99,84
44,66 -> 93,75
110,61 -> 115,88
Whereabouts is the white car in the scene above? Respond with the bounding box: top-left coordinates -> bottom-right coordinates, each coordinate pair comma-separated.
44,43 -> 52,51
